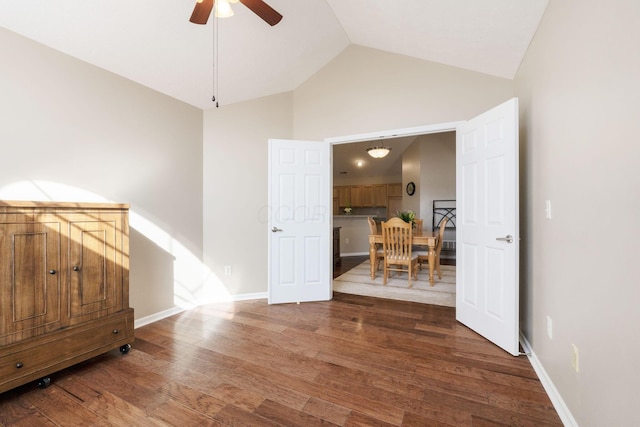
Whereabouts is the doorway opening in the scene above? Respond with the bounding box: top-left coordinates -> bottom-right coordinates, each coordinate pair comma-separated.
328,123 -> 460,305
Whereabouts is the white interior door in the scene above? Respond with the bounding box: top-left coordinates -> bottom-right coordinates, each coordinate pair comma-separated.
456,98 -> 520,356
268,138 -> 332,304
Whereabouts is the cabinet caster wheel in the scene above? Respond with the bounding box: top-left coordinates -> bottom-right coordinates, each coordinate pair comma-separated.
119,344 -> 131,354
37,377 -> 51,389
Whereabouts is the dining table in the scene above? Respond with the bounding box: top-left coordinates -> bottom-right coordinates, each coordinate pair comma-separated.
368,229 -> 439,286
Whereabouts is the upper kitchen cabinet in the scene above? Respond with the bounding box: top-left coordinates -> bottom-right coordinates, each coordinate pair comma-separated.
334,184 -> 398,209
372,184 -> 387,207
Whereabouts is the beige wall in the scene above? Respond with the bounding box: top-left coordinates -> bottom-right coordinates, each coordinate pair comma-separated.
203,93 -> 293,297
0,28 -> 204,321
10,7 -> 637,422
293,45 -> 514,140
401,141 -> 421,216
418,133 -> 456,231
515,0 -> 640,425
202,44 -> 513,298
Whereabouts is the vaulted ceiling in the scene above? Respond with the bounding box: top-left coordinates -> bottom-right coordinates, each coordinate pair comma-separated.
0,0 -> 548,110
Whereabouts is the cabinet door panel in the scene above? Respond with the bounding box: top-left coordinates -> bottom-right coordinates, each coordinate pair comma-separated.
338,186 -> 351,207
67,215 -> 123,323
350,186 -> 363,207
373,185 -> 388,206
387,183 -> 403,197
361,186 -> 373,207
0,220 -> 61,345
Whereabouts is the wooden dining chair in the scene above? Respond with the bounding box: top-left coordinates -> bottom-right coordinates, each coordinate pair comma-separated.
381,217 -> 419,287
413,218 -> 423,231
367,217 -> 385,273
417,217 -> 449,279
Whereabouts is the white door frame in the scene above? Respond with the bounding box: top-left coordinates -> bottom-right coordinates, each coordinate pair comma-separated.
326,117 -> 519,354
325,122 -> 463,145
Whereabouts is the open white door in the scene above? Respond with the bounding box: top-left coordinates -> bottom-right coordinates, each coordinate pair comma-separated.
456,98 -> 520,355
268,138 -> 332,304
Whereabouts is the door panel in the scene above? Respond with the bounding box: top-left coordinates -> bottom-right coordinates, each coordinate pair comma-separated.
456,98 -> 519,356
0,219 -> 62,345
268,139 -> 331,304
68,215 -> 122,322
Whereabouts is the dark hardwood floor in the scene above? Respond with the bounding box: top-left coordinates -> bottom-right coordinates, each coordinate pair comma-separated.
0,293 -> 561,426
334,255 -> 369,278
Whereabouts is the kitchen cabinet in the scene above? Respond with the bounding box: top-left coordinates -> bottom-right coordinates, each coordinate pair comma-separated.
372,184 -> 387,206
337,186 -> 351,207
387,183 -> 403,197
333,183 -> 400,209
350,185 -> 373,207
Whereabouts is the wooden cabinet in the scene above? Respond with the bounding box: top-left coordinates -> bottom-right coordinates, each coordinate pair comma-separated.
350,186 -> 375,207
387,196 -> 403,218
387,183 -> 403,197
361,186 -> 373,207
333,183 -> 400,210
336,186 -> 351,207
372,184 -> 387,207
0,215 -> 63,344
0,201 -> 134,394
386,183 -> 403,217
333,227 -> 341,268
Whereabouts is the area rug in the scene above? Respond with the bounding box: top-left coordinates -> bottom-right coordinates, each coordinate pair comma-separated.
333,260 -> 456,307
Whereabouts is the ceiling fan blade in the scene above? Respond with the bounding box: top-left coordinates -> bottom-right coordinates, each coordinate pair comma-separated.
239,0 -> 283,26
190,0 -> 214,25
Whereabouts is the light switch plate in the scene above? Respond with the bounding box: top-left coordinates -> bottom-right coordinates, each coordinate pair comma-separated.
545,199 -> 552,219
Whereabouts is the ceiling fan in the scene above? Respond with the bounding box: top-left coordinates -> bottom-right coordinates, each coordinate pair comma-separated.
190,0 -> 283,26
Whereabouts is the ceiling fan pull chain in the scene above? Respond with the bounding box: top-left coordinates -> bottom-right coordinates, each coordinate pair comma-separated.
212,9 -> 219,107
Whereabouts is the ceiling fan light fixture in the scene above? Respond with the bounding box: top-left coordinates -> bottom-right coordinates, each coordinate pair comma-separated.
215,0 -> 234,18
367,146 -> 391,158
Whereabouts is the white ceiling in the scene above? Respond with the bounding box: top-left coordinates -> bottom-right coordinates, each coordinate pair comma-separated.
0,0 -> 548,110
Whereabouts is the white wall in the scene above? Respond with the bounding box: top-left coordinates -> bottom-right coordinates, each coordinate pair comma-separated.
0,28 -> 204,320
515,0 -> 640,425
203,93 -> 293,298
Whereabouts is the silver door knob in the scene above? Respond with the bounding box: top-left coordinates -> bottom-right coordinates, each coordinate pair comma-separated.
272,227 -> 283,232
496,235 -> 514,243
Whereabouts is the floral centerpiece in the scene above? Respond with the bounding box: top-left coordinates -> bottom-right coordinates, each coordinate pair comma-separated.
397,210 -> 416,224
343,195 -> 352,214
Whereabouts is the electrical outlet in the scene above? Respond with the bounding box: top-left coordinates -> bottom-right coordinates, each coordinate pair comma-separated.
345,237 -> 350,244
571,344 -> 579,372
546,316 -> 553,339
224,265 -> 232,276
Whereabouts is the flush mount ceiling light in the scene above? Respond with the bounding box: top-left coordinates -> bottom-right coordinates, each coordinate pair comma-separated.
366,146 -> 391,158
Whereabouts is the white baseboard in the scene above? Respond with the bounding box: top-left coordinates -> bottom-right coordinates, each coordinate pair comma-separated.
231,292 -> 268,301
134,305 -> 188,329
520,332 -> 578,427
134,292 -> 268,329
341,251 -> 369,256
